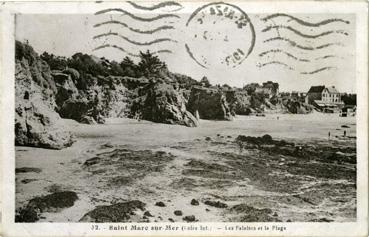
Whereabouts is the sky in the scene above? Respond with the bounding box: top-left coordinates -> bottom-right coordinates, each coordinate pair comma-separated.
15,2 -> 356,93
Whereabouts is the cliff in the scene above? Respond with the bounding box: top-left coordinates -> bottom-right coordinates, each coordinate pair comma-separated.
15,41 -> 201,149
15,43 -> 74,149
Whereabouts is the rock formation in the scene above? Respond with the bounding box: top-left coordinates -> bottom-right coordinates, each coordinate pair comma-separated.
131,82 -> 198,127
225,90 -> 253,115
51,72 -> 131,124
15,59 -> 73,149
15,42 -> 74,149
187,86 -> 233,120
225,88 -> 313,116
282,99 -> 312,114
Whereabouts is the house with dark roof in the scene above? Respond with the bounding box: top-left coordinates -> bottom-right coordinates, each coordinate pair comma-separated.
305,85 -> 325,104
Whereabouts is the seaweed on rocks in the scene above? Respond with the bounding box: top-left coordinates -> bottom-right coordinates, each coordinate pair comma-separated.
79,200 -> 146,222
15,191 -> 78,222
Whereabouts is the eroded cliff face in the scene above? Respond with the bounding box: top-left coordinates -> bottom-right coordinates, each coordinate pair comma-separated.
15,59 -> 74,149
131,83 -> 198,127
187,86 -> 233,121
225,89 -> 313,115
53,72 -> 131,124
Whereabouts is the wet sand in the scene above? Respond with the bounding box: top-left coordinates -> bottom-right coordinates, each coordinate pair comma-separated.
15,113 -> 356,222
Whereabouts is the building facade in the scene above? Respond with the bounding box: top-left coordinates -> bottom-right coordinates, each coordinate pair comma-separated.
321,86 -> 341,103
306,85 -> 344,112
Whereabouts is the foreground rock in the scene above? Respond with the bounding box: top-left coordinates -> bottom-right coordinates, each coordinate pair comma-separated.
15,167 -> 42,173
187,86 -> 233,120
82,148 -> 175,186
15,191 -> 78,222
229,204 -> 281,222
183,215 -> 197,222
15,43 -> 74,149
79,200 -> 145,222
236,134 -> 356,165
204,200 -> 228,208
131,83 -> 198,127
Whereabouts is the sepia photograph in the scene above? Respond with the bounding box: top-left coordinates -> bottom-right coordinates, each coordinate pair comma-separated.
0,1 -> 368,236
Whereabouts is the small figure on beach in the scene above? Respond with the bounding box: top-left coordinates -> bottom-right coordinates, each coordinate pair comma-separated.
134,112 -> 142,122
344,130 -> 346,137
328,131 -> 331,140
237,141 -> 243,154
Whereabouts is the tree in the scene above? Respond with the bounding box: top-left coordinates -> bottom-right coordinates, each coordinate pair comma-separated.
120,56 -> 135,68
68,53 -> 107,77
200,76 -> 211,87
137,50 -> 167,78
40,52 -> 68,70
108,60 -> 125,76
120,56 -> 137,77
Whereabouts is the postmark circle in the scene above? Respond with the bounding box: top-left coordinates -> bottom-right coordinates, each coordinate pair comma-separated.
185,2 -> 255,69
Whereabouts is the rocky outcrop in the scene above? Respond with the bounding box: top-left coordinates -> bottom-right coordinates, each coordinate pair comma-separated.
52,71 -> 80,113
79,200 -> 146,222
225,90 -> 252,115
131,83 -> 198,127
51,72 -> 130,124
97,76 -> 132,118
15,191 -> 78,222
15,50 -> 74,149
187,86 -> 233,120
225,89 -> 313,115
282,99 -> 312,114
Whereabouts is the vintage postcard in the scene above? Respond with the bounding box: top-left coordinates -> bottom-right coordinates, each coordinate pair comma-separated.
0,0 -> 368,236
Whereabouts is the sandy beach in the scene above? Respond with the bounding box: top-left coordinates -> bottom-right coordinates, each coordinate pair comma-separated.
15,112 -> 356,222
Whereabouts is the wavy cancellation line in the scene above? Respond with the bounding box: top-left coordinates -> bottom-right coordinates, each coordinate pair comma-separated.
257,61 -> 295,70
262,25 -> 349,39
259,49 -> 310,62
93,44 -> 173,57
314,55 -> 341,60
93,32 -> 177,46
94,21 -> 175,34
258,61 -> 337,75
263,37 -> 344,50
259,49 -> 342,62
95,8 -> 180,21
126,1 -> 183,11
261,13 -> 350,27
300,66 -> 336,74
